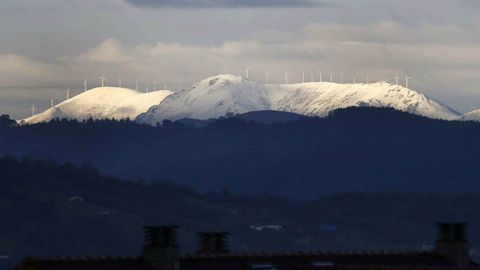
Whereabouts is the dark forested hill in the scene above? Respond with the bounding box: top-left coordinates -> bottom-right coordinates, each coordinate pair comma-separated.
1,107 -> 480,199
3,157 -> 480,269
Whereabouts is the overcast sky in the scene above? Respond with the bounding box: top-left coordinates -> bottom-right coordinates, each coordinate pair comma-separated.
2,0 -> 480,119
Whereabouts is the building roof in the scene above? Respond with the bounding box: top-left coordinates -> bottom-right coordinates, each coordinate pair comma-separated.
15,249 -> 480,270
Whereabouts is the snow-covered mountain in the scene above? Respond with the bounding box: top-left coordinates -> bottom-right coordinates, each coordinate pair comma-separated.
459,109 -> 480,122
21,87 -> 172,124
22,74 -> 460,125
136,74 -> 272,124
136,74 -> 459,124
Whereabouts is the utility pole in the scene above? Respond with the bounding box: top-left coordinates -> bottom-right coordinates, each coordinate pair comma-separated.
330,73 -> 333,83
66,89 -> 70,100
395,74 -> 399,85
118,77 -> 122,88
50,99 -> 54,108
318,71 -> 322,82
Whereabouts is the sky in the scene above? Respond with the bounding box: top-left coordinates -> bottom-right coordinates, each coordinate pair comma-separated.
1,0 -> 480,119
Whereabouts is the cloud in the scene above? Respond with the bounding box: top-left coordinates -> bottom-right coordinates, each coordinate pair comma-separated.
124,0 -> 324,8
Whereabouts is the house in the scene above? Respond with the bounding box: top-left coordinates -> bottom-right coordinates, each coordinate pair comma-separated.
14,223 -> 479,270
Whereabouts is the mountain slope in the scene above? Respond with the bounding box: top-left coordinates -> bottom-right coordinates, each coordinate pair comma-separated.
459,109 -> 480,122
137,74 -> 271,124
21,87 -> 172,124
274,81 -> 459,119
137,74 -> 459,124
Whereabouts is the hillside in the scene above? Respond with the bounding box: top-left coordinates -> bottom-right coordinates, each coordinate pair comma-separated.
2,107 -> 480,199
3,157 -> 480,269
21,87 -> 172,124
136,74 -> 459,124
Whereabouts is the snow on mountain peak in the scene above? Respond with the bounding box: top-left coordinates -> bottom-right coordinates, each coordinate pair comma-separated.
136,74 -> 460,124
136,74 -> 272,124
274,81 -> 459,120
21,87 -> 172,124
459,109 -> 480,122
22,74 -> 461,125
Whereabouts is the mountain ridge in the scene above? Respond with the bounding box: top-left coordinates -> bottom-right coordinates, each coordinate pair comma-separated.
21,74 -> 461,124
137,74 -> 460,124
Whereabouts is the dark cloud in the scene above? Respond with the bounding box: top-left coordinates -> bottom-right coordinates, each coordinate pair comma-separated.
125,0 -> 325,8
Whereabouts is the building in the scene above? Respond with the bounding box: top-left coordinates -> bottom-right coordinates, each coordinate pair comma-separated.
15,223 -> 480,270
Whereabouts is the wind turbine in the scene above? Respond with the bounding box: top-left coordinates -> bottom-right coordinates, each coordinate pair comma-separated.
405,75 -> 410,89
366,75 -> 370,84
245,67 -> 251,79
65,88 -> 70,100
285,72 -> 291,85
395,74 -> 399,85
330,73 -> 333,83
318,71 -> 322,82
118,77 -> 122,88
31,104 -> 36,116
83,79 -> 88,92
265,72 -> 270,84
353,75 -> 356,84
100,74 -> 106,87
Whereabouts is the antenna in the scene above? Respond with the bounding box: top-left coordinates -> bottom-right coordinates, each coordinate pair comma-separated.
83,79 -> 88,92
405,75 -> 410,88
318,71 -> 322,82
100,74 -> 105,87
31,104 -> 36,116
265,72 -> 270,84
50,99 -> 54,108
395,74 -> 399,85
136,79 -> 139,91
302,72 -> 305,83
